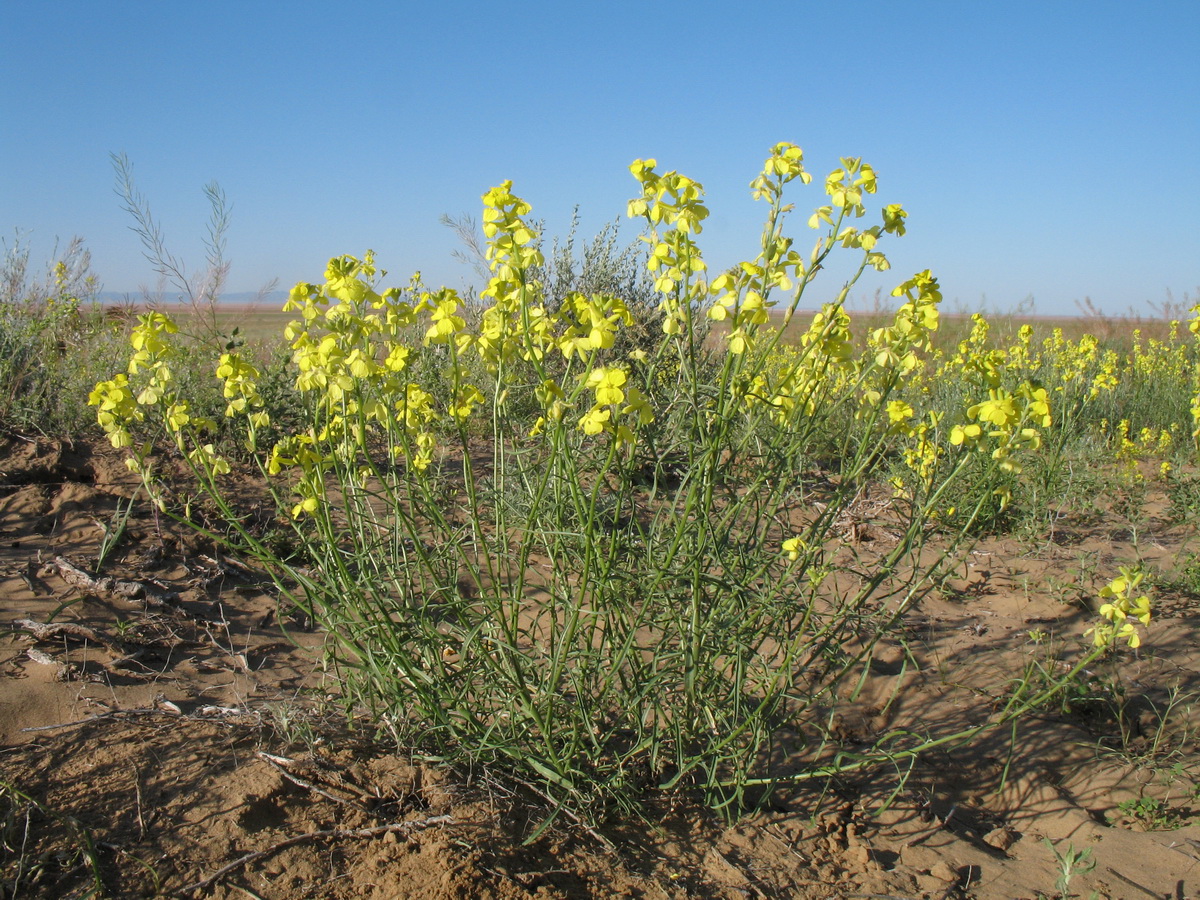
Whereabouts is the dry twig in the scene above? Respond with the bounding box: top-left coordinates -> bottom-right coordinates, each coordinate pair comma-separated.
256,751 -> 373,813
14,617 -> 122,652
49,555 -> 180,607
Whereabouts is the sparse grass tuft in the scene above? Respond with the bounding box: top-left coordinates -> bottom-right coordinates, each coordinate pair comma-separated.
0,777 -> 106,899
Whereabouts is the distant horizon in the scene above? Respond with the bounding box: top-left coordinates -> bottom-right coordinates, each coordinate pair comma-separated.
86,289 -> 1190,323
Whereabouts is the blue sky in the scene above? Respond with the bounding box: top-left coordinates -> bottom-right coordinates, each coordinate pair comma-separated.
3,1 -> 1197,316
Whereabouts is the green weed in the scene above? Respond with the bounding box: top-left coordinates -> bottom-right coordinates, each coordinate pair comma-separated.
1041,838 -> 1097,900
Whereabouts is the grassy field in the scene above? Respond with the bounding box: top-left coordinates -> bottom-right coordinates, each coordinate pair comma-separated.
144,299 -> 1185,350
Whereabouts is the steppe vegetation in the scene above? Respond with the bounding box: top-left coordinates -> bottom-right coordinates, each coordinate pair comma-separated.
3,144 -> 1200,898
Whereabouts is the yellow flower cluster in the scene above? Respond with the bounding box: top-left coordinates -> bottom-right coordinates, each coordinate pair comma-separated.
1189,304 -> 1200,440
90,312 -> 222,459
1089,566 -> 1152,649
93,172 -> 681,518
89,311 -> 230,503
628,158 -> 709,334
859,270 -> 943,413
1108,419 -> 1177,485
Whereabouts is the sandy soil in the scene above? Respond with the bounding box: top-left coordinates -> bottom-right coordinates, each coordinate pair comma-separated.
2,434 -> 1199,899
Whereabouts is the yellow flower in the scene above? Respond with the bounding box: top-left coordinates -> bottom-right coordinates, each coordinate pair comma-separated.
1092,567 -> 1152,649
423,295 -> 466,345
969,390 -> 1018,428
887,400 -> 914,423
579,405 -> 611,435
384,345 -> 410,372
450,385 -> 485,420
950,423 -> 982,446
187,443 -> 230,476
166,403 -> 191,431
782,537 -> 806,561
622,387 -> 654,426
292,496 -> 319,518
728,329 -> 751,355
587,367 -> 627,406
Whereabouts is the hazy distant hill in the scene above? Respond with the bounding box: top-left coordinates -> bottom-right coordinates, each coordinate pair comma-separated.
96,291 -> 288,307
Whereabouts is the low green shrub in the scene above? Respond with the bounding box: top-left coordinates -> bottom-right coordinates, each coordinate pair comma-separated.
0,236 -> 130,437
